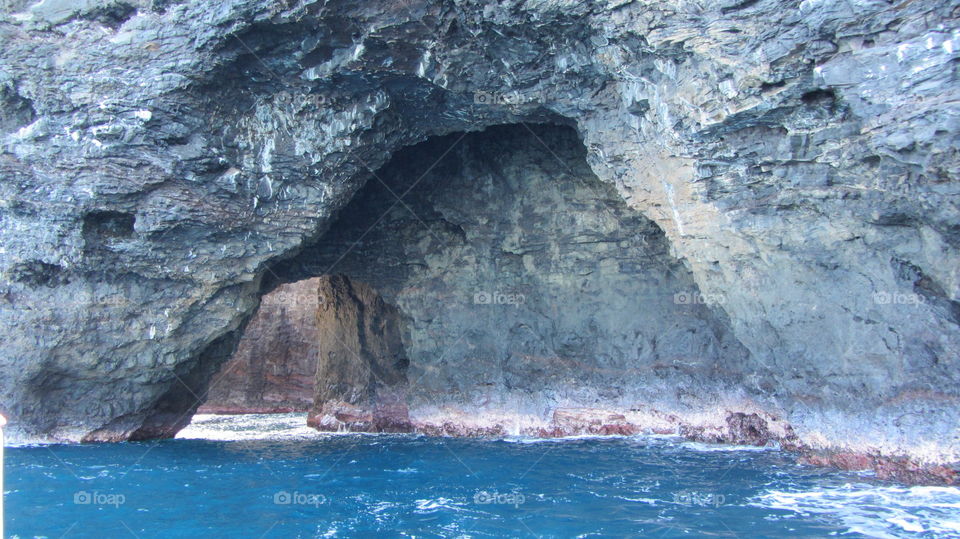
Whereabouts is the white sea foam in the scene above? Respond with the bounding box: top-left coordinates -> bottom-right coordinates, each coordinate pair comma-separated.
753,483 -> 960,538
175,413 -> 320,441
681,441 -> 776,452
415,497 -> 467,513
615,495 -> 660,504
639,433 -> 684,440
500,434 -> 633,444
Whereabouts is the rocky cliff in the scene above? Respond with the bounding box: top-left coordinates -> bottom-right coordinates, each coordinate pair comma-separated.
199,277 -> 320,413
288,124 -> 752,437
306,274 -> 410,432
0,0 -> 958,480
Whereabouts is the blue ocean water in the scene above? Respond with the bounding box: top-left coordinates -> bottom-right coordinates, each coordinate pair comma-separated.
7,414 -> 960,538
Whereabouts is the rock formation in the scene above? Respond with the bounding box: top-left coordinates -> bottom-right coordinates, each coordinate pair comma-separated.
287,124 -> 751,436
199,277 -> 321,414
0,0 -> 957,481
306,275 -> 410,432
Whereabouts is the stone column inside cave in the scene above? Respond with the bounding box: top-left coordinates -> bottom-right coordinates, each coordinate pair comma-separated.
200,274 -> 409,427
198,123 -> 753,437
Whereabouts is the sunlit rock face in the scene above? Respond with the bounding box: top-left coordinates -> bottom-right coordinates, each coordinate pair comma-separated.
0,0 -> 957,476
306,275 -> 410,433
199,277 -> 322,414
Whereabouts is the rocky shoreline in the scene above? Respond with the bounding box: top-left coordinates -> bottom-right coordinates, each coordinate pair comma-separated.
307,404 -> 959,486
5,402 -> 954,486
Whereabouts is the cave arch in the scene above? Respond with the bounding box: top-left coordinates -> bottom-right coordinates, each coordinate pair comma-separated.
198,273 -> 410,429
0,0 -> 955,478
179,123 -> 749,437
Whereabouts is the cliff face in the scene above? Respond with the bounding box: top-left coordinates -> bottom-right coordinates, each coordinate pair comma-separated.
306,275 -> 410,433
199,277 -> 321,414
0,0 -> 957,471
291,124 -> 751,435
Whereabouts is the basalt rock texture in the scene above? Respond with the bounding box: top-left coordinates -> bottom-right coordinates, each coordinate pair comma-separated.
198,277 -> 321,414
282,124 -> 751,435
306,274 -> 411,433
0,0 -> 958,479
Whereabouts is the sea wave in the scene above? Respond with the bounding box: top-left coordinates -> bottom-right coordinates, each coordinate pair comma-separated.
414,497 -> 470,514
500,434 -> 636,444
680,441 -> 776,452
175,413 -> 320,441
752,483 -> 960,538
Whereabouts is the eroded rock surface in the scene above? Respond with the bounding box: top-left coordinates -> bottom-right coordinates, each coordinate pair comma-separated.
0,0 -> 957,480
306,275 -> 410,433
279,125 -> 751,435
199,277 -> 321,413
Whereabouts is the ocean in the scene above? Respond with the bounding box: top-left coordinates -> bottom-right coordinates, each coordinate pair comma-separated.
6,413 -> 960,538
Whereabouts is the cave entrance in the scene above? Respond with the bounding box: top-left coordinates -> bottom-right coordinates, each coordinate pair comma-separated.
189,123 -> 745,437
199,277 -> 323,415
199,274 -> 408,430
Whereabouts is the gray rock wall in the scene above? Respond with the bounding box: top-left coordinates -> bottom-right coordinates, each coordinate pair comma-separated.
0,0 -> 956,465
278,124 -> 750,430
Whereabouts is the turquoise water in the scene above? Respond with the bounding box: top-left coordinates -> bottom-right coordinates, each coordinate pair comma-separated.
7,414 -> 960,538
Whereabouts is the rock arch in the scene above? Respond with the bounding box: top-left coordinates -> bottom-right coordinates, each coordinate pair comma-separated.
195,123 -> 751,436
0,0 -> 956,475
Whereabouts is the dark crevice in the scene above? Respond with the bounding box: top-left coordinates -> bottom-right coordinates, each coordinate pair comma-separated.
299,46 -> 337,68
893,257 -> 960,327
0,85 -> 36,135
82,2 -> 138,28
721,0 -> 762,14
801,88 -> 837,106
10,261 -> 69,288
83,211 -> 136,240
82,211 -> 137,256
760,79 -> 787,93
